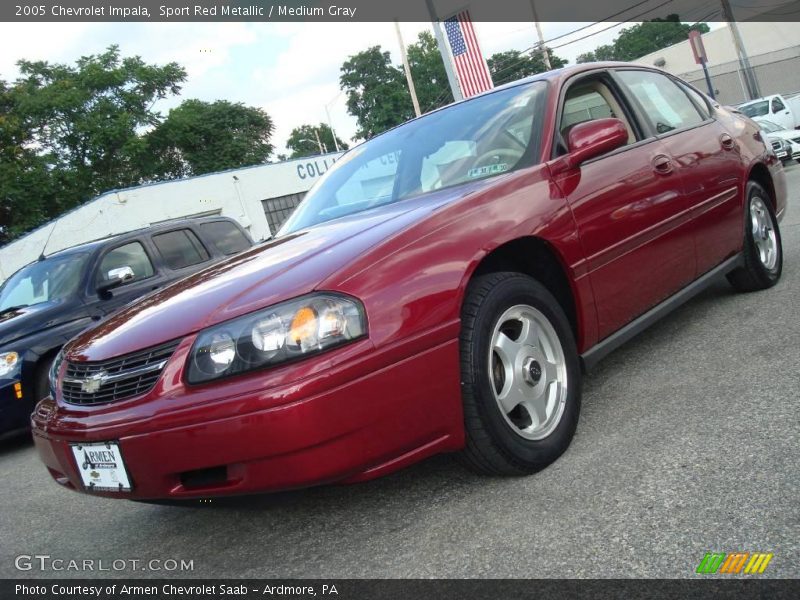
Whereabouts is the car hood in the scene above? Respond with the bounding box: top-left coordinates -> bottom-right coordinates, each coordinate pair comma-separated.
67,189 -> 468,361
0,300 -> 81,348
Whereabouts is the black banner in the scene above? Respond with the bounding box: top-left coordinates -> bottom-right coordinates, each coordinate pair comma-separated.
2,0 -> 800,22
3,579 -> 800,600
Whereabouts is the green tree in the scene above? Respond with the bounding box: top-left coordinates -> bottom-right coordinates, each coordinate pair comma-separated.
612,15 -> 709,62
0,45 -> 186,242
488,49 -> 568,86
147,99 -> 275,177
340,46 -> 413,140
407,30 -> 453,112
0,80 -> 54,243
577,15 -> 710,63
576,44 -> 618,64
286,123 -> 349,158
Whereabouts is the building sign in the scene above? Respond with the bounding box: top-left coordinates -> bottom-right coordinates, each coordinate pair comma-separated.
688,30 -> 708,65
296,156 -> 339,180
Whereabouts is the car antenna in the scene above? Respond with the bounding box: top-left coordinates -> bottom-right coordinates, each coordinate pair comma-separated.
38,220 -> 58,262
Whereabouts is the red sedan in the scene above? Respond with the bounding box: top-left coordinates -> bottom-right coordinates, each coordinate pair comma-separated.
33,63 -> 785,500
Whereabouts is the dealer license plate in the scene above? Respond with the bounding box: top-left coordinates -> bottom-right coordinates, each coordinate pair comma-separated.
777,150 -> 787,158
70,442 -> 132,492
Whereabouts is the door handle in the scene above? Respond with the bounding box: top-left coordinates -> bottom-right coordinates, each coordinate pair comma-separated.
652,154 -> 673,175
720,133 -> 735,150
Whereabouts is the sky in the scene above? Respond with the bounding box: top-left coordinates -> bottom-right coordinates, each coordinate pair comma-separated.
0,20 -> 698,154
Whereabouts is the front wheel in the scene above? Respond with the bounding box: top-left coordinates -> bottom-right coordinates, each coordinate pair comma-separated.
458,272 -> 581,475
727,181 -> 783,292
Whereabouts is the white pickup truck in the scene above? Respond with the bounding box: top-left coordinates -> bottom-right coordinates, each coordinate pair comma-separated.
738,93 -> 800,130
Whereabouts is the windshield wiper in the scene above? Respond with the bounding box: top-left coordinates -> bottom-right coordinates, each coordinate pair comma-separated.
0,305 -> 29,316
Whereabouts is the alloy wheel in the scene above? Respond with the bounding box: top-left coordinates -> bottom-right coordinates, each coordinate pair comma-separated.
488,304 -> 568,440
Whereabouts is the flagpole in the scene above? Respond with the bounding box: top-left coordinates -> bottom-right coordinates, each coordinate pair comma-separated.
424,0 -> 463,102
394,20 -> 421,117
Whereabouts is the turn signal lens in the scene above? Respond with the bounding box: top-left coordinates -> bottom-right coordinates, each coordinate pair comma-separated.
289,307 -> 318,350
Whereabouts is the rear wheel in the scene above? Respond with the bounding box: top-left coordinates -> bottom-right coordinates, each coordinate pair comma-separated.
458,272 -> 581,475
727,182 -> 782,292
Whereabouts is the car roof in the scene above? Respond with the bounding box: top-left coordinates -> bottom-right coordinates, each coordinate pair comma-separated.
44,215 -> 241,260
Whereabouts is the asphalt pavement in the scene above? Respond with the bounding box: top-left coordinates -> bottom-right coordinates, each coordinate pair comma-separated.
1,165 -> 798,579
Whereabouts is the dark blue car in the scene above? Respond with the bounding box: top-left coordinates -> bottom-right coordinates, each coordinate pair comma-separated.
0,216 -> 252,438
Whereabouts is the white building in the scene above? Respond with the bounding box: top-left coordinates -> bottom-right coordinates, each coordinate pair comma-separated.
0,152 -> 344,282
635,22 -> 800,104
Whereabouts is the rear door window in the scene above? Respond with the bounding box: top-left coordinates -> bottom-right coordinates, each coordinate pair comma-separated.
199,221 -> 251,255
678,83 -> 712,119
152,229 -> 210,270
96,242 -> 155,286
617,70 -> 704,134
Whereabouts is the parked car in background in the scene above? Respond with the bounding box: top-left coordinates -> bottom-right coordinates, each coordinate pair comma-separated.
738,93 -> 800,130
0,216 -> 252,438
757,119 -> 800,163
33,63 -> 785,501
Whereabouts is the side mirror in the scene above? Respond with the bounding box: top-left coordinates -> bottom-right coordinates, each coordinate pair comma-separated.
566,118 -> 629,168
97,266 -> 135,296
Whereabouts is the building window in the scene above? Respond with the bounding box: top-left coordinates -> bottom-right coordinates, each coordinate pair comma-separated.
262,192 -> 307,235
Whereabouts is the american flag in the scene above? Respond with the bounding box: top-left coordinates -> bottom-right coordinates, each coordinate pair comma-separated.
443,10 -> 493,98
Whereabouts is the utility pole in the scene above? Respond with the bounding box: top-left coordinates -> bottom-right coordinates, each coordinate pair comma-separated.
313,129 -> 325,154
324,104 -> 340,152
529,0 -> 551,70
424,0 -> 463,102
394,20 -> 421,116
720,0 -> 760,100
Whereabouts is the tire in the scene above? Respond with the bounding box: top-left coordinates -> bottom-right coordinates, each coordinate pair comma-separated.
34,355 -> 56,403
33,365 -> 50,406
727,181 -> 783,292
458,272 -> 582,476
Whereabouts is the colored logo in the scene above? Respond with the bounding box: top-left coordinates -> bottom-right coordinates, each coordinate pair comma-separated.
696,552 -> 773,574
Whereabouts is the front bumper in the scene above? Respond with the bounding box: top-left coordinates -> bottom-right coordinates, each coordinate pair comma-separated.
32,337 -> 464,499
0,379 -> 30,437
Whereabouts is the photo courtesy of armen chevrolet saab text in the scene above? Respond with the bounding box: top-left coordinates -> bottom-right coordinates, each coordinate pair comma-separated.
32,63 -> 785,501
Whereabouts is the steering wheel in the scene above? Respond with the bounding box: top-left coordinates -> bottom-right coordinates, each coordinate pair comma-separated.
470,148 -> 522,172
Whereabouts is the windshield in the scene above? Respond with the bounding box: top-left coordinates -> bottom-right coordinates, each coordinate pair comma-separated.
0,253 -> 89,311
740,100 -> 769,118
279,81 -> 547,234
758,120 -> 782,133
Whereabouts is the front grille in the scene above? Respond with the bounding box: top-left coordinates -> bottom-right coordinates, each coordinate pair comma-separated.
771,140 -> 782,150
62,340 -> 180,405
792,137 -> 800,144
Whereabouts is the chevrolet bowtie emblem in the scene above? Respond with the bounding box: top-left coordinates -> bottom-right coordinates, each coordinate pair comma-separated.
80,373 -> 106,394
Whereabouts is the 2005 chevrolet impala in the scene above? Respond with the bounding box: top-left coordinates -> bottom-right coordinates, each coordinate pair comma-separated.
33,63 -> 785,500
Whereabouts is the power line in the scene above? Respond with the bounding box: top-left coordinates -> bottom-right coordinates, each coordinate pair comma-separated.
489,0 -> 680,82
487,0 -> 675,75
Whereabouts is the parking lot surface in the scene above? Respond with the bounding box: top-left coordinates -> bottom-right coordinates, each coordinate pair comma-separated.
1,166 -> 798,579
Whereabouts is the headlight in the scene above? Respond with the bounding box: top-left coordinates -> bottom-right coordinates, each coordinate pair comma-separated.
0,352 -> 19,378
187,293 -> 367,384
